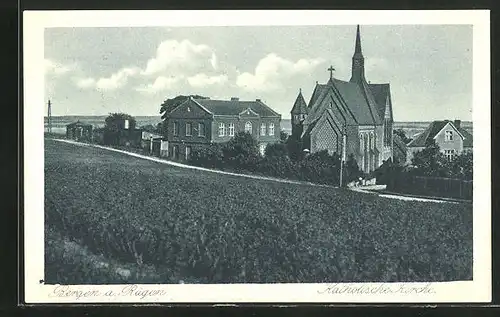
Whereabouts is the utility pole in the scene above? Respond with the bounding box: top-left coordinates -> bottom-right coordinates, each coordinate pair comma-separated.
339,129 -> 347,187
47,99 -> 52,133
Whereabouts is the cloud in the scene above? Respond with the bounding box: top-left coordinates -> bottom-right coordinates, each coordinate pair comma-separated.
74,67 -> 140,91
187,73 -> 228,88
135,76 -> 180,94
74,77 -> 96,89
142,39 -> 216,76
95,67 -> 140,91
45,59 -> 75,76
236,53 -> 324,92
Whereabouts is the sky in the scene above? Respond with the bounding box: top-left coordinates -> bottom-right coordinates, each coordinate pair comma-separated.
44,25 -> 473,121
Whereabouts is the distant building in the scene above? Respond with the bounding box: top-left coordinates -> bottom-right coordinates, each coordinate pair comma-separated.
166,96 -> 281,160
66,121 -> 93,142
406,119 -> 473,164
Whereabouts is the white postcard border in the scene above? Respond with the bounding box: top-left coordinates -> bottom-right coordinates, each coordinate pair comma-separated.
23,10 -> 491,303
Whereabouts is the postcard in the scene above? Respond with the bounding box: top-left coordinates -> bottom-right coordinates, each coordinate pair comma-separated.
23,9 -> 491,303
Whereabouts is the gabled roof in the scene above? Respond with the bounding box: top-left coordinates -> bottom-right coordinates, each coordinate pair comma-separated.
368,83 -> 392,120
308,84 -> 328,108
303,78 -> 384,127
291,90 -> 308,114
393,133 -> 407,152
407,120 -> 468,148
459,128 -> 473,148
193,98 -> 280,117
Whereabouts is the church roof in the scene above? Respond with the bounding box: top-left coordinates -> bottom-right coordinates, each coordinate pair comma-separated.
368,83 -> 391,120
407,120 -> 471,148
291,90 -> 308,114
308,84 -> 328,107
193,98 -> 280,117
303,78 -> 383,127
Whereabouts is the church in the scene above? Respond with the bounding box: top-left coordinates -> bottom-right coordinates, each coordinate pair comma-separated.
290,25 -> 394,173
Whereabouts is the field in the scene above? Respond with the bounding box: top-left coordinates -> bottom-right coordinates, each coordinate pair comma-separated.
44,139 -> 473,284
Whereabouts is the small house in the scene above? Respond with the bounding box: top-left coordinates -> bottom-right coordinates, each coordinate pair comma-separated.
66,121 -> 93,142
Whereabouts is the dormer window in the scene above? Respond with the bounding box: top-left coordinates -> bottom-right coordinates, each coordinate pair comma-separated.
445,130 -> 453,141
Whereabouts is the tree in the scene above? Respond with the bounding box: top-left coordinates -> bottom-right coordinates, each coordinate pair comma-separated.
222,132 -> 260,171
159,95 -> 209,120
105,113 -> 136,131
394,128 -> 412,144
279,130 -> 289,143
344,153 -> 363,184
285,133 -> 304,161
104,113 -> 136,146
410,139 -> 449,177
265,142 -> 288,158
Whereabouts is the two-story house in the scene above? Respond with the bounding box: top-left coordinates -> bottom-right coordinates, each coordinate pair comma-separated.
166,97 -> 282,160
406,119 -> 473,164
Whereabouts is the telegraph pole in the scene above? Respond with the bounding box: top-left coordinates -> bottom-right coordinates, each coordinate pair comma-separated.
47,99 -> 52,133
339,129 -> 347,187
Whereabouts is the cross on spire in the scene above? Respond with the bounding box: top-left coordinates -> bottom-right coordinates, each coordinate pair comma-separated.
327,66 -> 335,79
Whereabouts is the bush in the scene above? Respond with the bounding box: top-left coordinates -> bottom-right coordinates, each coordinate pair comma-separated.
265,143 -> 288,158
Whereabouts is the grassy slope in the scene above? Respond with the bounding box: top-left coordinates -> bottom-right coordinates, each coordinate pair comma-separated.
44,139 -> 473,284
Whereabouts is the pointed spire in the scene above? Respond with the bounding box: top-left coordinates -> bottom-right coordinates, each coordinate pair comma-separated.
291,88 -> 308,115
354,24 -> 362,55
350,24 -> 366,84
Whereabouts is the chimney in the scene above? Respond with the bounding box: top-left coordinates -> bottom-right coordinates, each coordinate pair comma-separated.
231,97 -> 239,101
256,98 -> 261,102
454,119 -> 461,130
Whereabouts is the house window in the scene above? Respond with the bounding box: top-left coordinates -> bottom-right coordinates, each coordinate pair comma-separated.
185,123 -> 192,136
245,121 -> 252,134
228,123 -> 235,137
185,146 -> 192,160
445,130 -> 453,141
172,145 -> 178,159
173,122 -> 178,136
219,122 -> 225,137
259,144 -> 266,156
260,123 -> 266,136
444,149 -> 455,161
198,123 -> 205,137
269,123 -> 275,136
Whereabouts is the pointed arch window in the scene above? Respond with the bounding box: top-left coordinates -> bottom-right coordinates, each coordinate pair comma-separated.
359,134 -> 364,152
370,132 -> 374,150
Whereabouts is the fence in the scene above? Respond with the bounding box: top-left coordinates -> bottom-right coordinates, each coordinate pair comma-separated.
387,173 -> 473,201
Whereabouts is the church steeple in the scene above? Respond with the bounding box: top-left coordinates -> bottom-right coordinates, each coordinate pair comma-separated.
291,88 -> 308,137
350,25 -> 366,84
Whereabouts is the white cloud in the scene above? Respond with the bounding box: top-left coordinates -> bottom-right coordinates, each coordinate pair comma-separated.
187,73 -> 228,88
95,67 -> 140,91
45,59 -> 75,76
135,76 -> 180,94
210,52 -> 217,70
74,77 -> 96,89
74,67 -> 140,91
142,39 -> 215,76
236,53 -> 324,92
